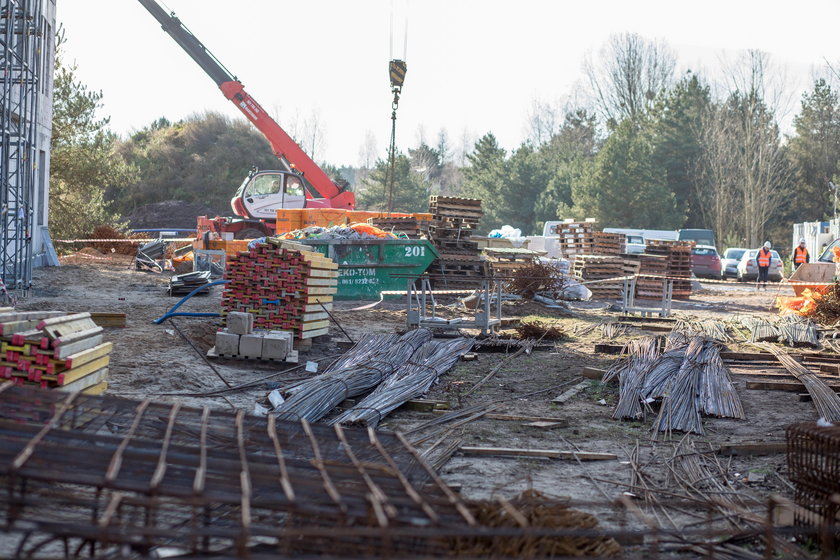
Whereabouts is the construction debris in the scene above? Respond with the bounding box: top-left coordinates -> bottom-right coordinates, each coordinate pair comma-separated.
515,319 -> 566,340
428,196 -> 485,289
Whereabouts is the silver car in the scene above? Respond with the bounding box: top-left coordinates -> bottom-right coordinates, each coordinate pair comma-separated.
720,247 -> 748,279
736,249 -> 784,281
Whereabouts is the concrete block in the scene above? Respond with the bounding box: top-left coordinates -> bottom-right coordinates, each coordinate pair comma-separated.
262,331 -> 291,360
227,312 -> 254,335
238,333 -> 263,358
215,330 -> 240,356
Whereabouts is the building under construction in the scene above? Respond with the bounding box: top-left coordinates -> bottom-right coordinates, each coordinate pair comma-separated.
0,0 -> 55,298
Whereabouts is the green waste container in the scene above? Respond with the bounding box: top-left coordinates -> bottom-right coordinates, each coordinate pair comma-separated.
298,239 -> 439,300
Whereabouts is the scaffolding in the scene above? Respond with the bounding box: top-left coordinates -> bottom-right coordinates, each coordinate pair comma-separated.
0,0 -> 41,300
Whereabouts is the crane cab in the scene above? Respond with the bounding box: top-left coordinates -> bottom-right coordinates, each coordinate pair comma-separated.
231,170 -> 307,219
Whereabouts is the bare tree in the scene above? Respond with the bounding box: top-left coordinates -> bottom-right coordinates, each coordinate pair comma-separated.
525,97 -> 559,146
584,32 -> 676,126
697,52 -> 794,248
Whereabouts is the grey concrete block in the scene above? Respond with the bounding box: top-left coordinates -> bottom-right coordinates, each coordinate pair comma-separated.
262,331 -> 291,360
227,312 -> 254,335
238,333 -> 263,358
215,330 -> 240,356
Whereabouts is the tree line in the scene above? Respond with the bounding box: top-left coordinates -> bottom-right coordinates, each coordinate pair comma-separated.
52,32 -> 840,253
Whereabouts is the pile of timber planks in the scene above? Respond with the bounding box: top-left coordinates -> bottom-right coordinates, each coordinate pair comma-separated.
645,239 -> 693,299
221,241 -> 338,339
485,247 -> 544,277
591,231 -> 625,256
427,196 -> 485,289
551,220 -> 595,259
0,311 -> 111,393
572,255 -> 627,300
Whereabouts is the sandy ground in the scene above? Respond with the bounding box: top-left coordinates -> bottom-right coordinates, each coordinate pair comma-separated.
16,252 -> 826,554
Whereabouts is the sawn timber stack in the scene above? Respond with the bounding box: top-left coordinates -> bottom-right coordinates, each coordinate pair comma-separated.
0,311 -> 111,393
221,241 -> 338,339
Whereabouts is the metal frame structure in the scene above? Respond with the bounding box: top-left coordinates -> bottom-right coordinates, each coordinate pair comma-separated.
0,0 -> 41,299
621,276 -> 673,318
406,275 -> 502,336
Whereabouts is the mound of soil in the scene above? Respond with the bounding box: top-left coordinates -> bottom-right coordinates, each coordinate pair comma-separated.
124,200 -> 230,230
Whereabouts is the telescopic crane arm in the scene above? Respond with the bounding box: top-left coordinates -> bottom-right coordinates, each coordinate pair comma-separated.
136,0 -> 354,209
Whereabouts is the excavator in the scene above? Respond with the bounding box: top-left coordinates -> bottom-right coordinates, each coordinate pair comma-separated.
137,0 -> 355,237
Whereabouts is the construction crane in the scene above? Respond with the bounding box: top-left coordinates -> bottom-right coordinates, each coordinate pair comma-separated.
136,0 -> 355,229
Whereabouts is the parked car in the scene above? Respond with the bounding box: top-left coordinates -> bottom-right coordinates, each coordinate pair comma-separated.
720,248 -> 748,279
736,249 -> 784,281
691,245 -> 721,278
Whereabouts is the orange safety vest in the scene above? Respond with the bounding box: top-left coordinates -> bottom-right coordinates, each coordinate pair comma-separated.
794,246 -> 809,264
757,248 -> 771,267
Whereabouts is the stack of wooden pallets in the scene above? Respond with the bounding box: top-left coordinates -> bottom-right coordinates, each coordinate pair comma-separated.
551,220 -> 596,258
572,255 -> 626,300
624,254 -> 669,300
592,231 -> 625,256
0,311 -> 111,393
368,216 -> 429,239
427,196 -> 485,289
485,247 -> 544,277
221,240 -> 338,339
645,239 -> 694,299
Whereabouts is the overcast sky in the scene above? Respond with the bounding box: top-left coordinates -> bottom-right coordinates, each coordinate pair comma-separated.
58,0 -> 840,166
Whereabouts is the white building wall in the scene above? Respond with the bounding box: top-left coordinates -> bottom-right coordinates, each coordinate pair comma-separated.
32,0 -> 56,266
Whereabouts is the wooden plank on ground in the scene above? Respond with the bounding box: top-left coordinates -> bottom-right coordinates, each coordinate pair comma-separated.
581,367 -> 609,381
742,380 -> 840,392
90,313 -> 127,328
718,442 -> 787,456
552,381 -> 590,403
460,446 -> 616,461
594,344 -> 623,354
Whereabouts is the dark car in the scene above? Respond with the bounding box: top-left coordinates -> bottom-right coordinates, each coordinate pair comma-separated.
691,245 -> 721,279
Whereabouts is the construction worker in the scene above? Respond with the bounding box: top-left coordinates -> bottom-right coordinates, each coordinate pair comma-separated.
755,241 -> 773,290
793,239 -> 810,270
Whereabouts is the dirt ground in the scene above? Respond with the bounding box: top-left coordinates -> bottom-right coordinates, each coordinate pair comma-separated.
18,251 -> 826,554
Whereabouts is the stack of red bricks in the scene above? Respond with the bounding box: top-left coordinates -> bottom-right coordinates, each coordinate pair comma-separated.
221,240 -> 338,340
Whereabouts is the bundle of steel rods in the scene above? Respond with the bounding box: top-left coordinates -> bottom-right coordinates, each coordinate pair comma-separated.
673,319 -> 731,342
740,316 -> 781,343
608,335 -> 744,435
777,315 -> 819,347
640,334 -> 689,401
331,338 -> 475,427
698,341 -> 744,419
605,337 -> 660,420
654,337 -> 705,434
273,329 -> 433,422
762,343 -> 840,422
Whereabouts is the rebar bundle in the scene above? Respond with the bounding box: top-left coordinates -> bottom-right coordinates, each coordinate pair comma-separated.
777,315 -> 819,348
331,338 -> 475,428
606,337 -> 660,420
654,337 -> 705,434
698,342 -> 745,419
673,319 -> 731,342
762,343 -> 840,422
274,329 -> 433,422
608,335 -> 744,435
739,316 -> 781,343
